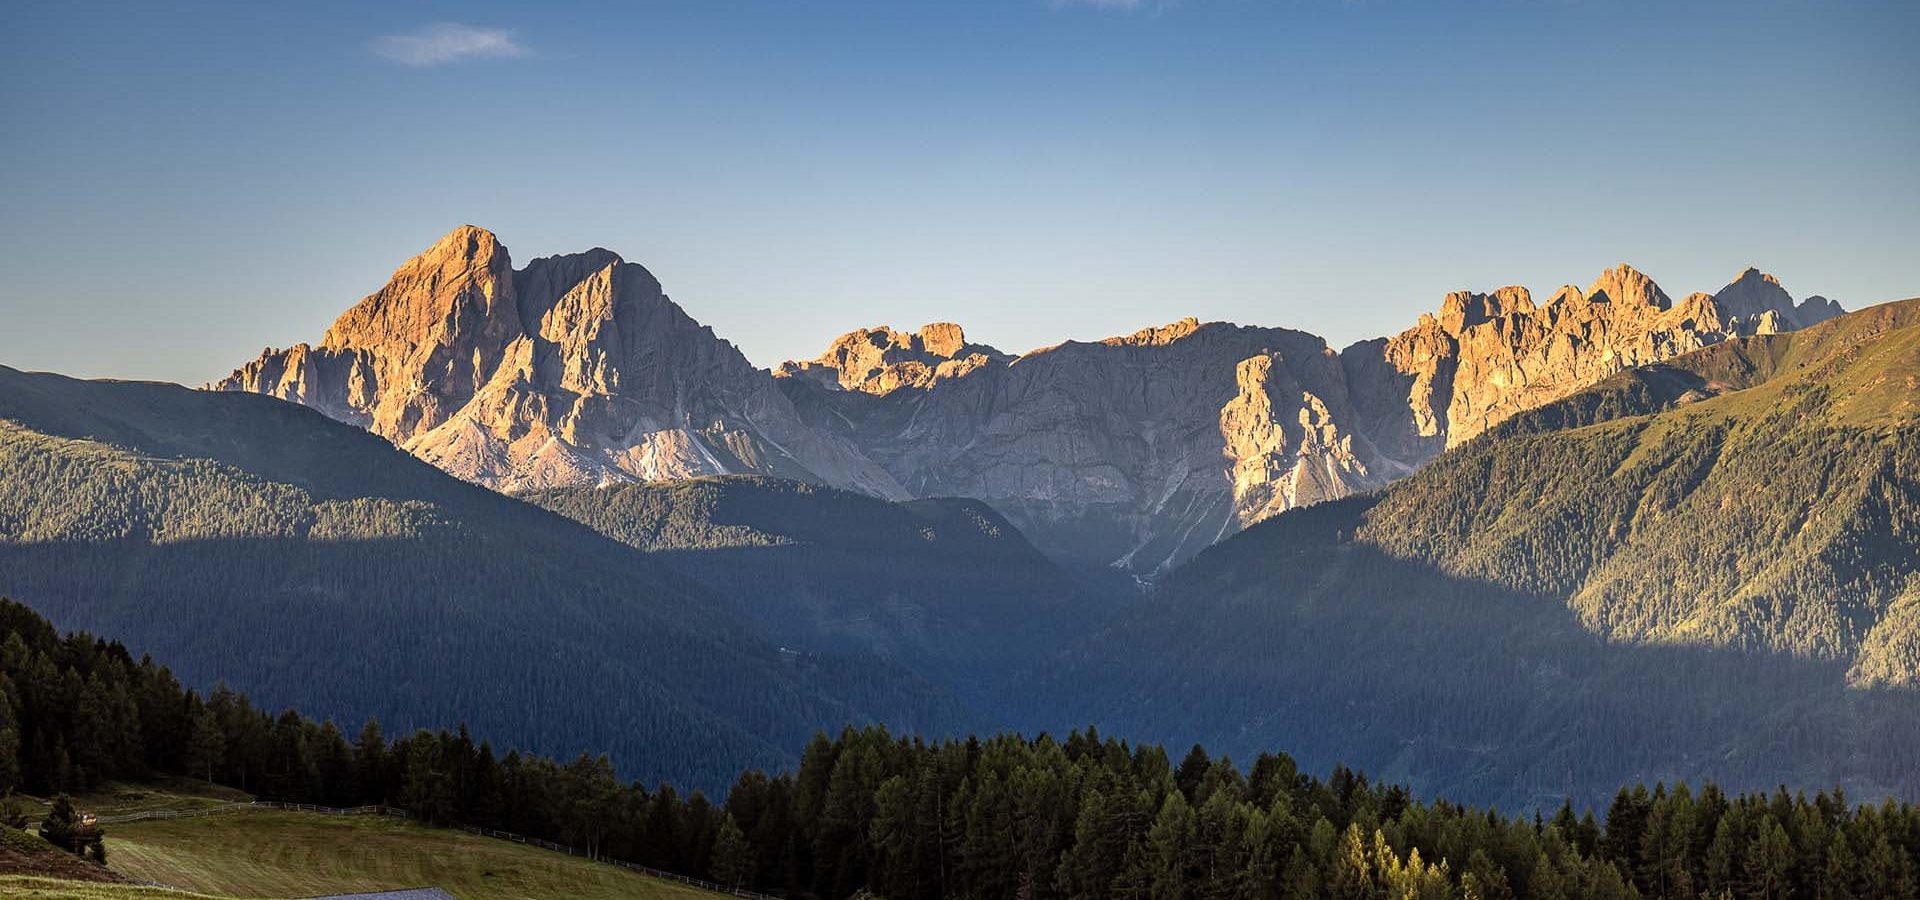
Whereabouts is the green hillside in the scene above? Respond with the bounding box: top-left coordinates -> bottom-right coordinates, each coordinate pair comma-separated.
0,805 -> 723,900
0,367 -> 966,791
528,477 -> 1091,702
1022,299 -> 1920,809
105,810 -> 719,900
1366,296 -> 1920,683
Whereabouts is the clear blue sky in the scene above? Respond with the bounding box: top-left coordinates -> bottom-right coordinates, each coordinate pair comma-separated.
3,0 -> 1915,384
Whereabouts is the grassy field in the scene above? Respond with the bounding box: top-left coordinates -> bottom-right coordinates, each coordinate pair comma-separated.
0,875 -> 259,898
105,810 -> 721,900
40,779 -> 253,818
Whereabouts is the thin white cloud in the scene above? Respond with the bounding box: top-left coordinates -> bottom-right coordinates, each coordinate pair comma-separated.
371,23 -> 528,67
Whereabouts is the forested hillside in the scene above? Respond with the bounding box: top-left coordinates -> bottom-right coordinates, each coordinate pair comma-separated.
4,599 -> 1917,900
1364,296 -> 1920,683
0,366 -> 968,790
1019,300 -> 1920,810
527,477 -> 1094,702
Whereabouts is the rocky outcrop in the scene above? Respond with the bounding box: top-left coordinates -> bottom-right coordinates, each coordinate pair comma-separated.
1220,353 -> 1385,528
216,226 -> 904,496
774,323 -> 1009,394
778,264 -> 1844,573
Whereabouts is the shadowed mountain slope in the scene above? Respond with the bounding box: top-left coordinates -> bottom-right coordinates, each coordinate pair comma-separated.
526,476 -> 1093,704
0,365 -> 967,791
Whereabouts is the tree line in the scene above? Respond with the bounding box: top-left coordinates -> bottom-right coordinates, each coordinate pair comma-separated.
2,597 -> 1917,899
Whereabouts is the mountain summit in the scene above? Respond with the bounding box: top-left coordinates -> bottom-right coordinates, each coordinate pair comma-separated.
217,226 -> 904,496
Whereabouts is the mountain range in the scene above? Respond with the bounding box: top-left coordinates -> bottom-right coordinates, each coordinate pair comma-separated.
7,225 -> 1916,810
216,226 -> 1844,573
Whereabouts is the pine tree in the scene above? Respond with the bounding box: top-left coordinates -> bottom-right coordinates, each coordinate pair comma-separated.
184,704 -> 223,783
354,718 -> 388,803
1741,818 -> 1795,900
1174,746 -> 1212,804
1145,790 -> 1196,900
1822,831 -> 1858,900
400,732 -> 454,825
0,698 -> 20,794
1461,849 -> 1512,900
1326,823 -> 1374,900
0,790 -> 28,830
38,794 -> 79,854
713,813 -> 753,890
1280,843 -> 1319,900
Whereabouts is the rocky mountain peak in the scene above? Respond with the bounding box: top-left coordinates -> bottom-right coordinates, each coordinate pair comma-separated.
1711,266 -> 1844,330
1588,263 -> 1673,309
1438,286 -> 1535,334
319,224 -> 516,355
1547,284 -> 1586,306
216,226 -> 903,497
1107,317 -> 1206,347
916,322 -> 970,357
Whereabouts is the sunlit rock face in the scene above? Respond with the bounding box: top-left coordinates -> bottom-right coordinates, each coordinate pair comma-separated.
1221,352 -> 1384,530
1347,264 -> 1847,462
774,322 -> 1010,395
218,228 -> 1844,573
779,266 -> 1843,573
215,226 -> 905,496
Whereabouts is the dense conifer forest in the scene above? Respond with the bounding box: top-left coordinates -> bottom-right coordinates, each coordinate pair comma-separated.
4,598 -> 1918,900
